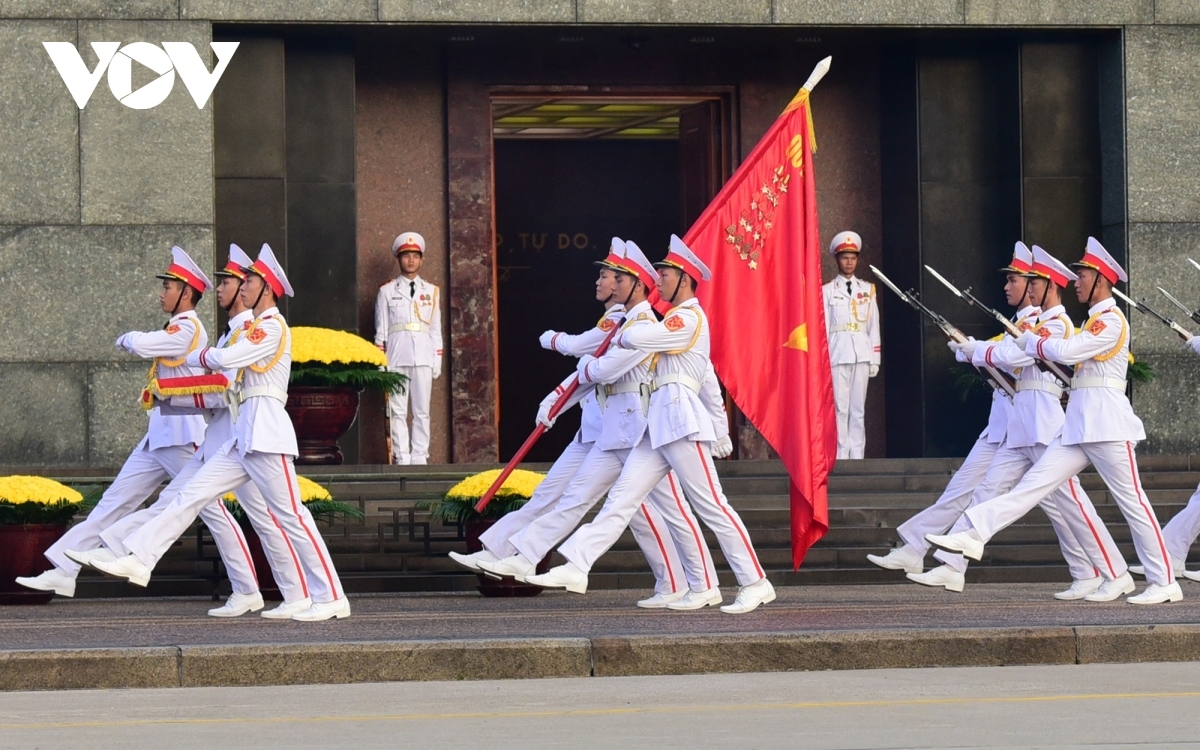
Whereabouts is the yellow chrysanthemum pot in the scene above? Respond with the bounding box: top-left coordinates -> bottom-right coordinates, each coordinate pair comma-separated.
0,475 -> 87,605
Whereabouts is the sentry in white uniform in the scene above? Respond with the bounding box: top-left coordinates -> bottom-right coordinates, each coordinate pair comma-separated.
929,238 -> 1180,605
97,244 -> 351,621
1146,335 -> 1200,579
528,235 -> 774,614
375,231 -> 443,465
18,247 -> 212,599
823,231 -> 880,459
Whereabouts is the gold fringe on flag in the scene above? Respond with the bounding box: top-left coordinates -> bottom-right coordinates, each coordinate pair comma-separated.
783,87 -> 818,154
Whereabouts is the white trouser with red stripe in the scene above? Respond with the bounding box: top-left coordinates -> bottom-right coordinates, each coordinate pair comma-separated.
508,443 -> 715,594
896,437 -> 999,556
965,438 -> 1165,584
559,436 -> 764,587
1160,482 -> 1200,563
44,444 -> 195,577
934,443 -> 1120,581
99,449 -> 307,602
388,365 -> 432,464
123,449 -> 344,604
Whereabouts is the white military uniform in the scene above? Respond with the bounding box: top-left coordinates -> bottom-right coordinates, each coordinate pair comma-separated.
1153,335 -> 1200,570
961,240 -> 1175,589
823,231 -> 880,460
375,233 -> 443,466
98,308 -> 307,603
41,248 -> 212,580
120,246 -> 347,612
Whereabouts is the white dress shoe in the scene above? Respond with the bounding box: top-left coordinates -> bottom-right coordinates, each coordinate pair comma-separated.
448,550 -> 499,572
637,590 -> 689,609
14,568 -> 76,597
64,547 -> 114,568
208,591 -> 265,617
525,562 -> 588,594
906,564 -> 965,592
1054,576 -> 1103,601
925,530 -> 985,561
665,587 -> 722,610
476,554 -> 535,583
1181,569 -> 1200,582
1128,564 -> 1145,577
89,555 -> 151,587
866,545 -> 924,574
292,597 -> 352,621
1127,581 -> 1184,604
261,597 -> 312,619
1084,572 -> 1136,602
720,578 -> 776,614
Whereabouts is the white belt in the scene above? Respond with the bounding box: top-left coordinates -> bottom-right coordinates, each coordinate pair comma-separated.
1015,380 -> 1064,399
597,381 -> 650,414
1070,377 -> 1127,392
390,322 -> 429,333
830,323 -> 861,333
652,373 -> 702,393
237,385 -> 289,405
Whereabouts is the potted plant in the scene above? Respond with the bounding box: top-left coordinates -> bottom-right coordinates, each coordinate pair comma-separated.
219,476 -> 363,600
288,326 -> 407,465
419,469 -> 548,597
0,476 -> 88,605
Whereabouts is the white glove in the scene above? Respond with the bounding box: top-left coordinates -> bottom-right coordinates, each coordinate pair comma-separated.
536,390 -> 561,429
869,364 -> 879,378
1013,331 -> 1035,349
539,330 -> 559,351
712,435 -> 734,459
432,363 -> 442,380
1188,336 -> 1200,356
955,337 -> 979,360
576,354 -> 597,380
115,334 -> 130,352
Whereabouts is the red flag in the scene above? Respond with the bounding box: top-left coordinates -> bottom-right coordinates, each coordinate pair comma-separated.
685,85 -> 837,569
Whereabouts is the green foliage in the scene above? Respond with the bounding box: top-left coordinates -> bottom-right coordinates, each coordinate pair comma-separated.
220,497 -> 364,525
1127,358 -> 1155,383
0,499 -> 83,525
290,362 -> 407,395
949,364 -> 993,404
76,485 -> 105,514
417,494 -> 531,524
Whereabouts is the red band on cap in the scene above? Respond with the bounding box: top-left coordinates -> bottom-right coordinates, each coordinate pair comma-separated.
165,263 -> 207,293
222,262 -> 247,279
1030,262 -> 1068,287
250,260 -> 285,297
1008,258 -> 1033,273
663,253 -> 704,284
1079,252 -> 1119,284
835,240 -> 859,253
395,241 -> 422,254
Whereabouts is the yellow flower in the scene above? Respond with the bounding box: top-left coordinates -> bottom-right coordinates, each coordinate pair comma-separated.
446,470 -> 545,502
0,476 -> 84,506
223,476 -> 332,504
291,327 -> 388,367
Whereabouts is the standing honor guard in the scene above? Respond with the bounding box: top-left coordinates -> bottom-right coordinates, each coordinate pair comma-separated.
526,236 -> 774,614
823,231 -> 881,459
17,247 -> 211,598
375,231 -> 443,465
91,245 -> 351,621
928,238 -> 1181,604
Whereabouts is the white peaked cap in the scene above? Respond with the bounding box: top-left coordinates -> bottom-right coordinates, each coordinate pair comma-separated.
829,230 -> 862,256
655,234 -> 712,282
1000,241 -> 1034,274
157,245 -> 212,293
596,237 -> 626,268
229,243 -> 253,270
392,231 -> 426,256
1071,236 -> 1127,284
617,240 -> 659,290
249,243 -> 294,298
1028,245 -> 1077,286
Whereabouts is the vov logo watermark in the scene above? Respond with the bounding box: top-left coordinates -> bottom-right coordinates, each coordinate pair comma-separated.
43,41 -> 239,110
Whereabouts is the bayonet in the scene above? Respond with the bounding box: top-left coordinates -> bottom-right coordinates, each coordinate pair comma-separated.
1157,286 -> 1200,326
1111,287 -> 1194,340
1189,258 -> 1200,275
870,265 -> 1016,398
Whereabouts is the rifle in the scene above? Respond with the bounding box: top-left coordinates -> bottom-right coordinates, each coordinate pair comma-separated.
869,265 -> 1016,398
474,321 -> 623,513
1111,287 -> 1194,341
923,265 -> 1073,384
1157,286 -> 1200,327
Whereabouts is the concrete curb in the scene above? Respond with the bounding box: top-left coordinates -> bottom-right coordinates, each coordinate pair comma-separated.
3,625 -> 1200,691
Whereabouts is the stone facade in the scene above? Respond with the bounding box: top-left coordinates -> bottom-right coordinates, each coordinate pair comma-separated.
2,2 -> 1199,465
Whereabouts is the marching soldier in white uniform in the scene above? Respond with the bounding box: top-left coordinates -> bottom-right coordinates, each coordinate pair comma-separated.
823,231 -> 880,459
375,231 -> 443,465
928,238 -> 1182,604
526,236 -> 775,614
17,247 -> 215,598
67,245 -> 310,617
91,245 -> 351,621
473,241 -> 723,607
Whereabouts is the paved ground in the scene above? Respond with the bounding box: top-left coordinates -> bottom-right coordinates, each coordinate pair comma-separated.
4,582 -> 1200,650
1,662 -> 1198,749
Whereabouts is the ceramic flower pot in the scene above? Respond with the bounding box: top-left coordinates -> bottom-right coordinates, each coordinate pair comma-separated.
464,519 -> 551,597
0,524 -> 68,605
286,386 -> 360,465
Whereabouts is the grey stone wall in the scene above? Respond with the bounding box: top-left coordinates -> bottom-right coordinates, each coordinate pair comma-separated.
0,16 -> 213,468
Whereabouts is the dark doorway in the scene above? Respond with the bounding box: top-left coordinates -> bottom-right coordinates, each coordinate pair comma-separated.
495,139 -> 680,461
